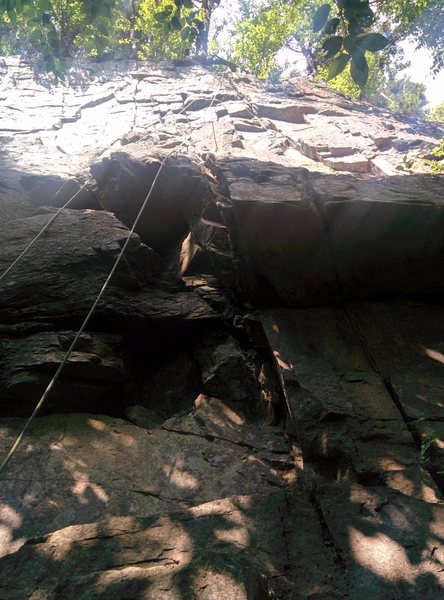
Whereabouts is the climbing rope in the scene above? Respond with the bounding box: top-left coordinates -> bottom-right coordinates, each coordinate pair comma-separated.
0,177 -> 93,284
0,68 -> 224,284
0,153 -> 175,475
0,70 -> 226,476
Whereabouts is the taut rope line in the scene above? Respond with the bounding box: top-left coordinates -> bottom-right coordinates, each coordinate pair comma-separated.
0,69 -> 225,476
0,177 -> 93,284
0,151 -> 174,475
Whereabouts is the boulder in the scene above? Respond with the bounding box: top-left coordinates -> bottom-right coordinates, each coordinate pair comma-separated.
20,174 -> 100,210
192,331 -> 260,416
0,331 -> 126,416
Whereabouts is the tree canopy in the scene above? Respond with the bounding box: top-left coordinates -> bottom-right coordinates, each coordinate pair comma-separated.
0,0 -> 442,113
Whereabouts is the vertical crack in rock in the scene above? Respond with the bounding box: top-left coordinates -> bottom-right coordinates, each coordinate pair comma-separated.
0,57 -> 443,599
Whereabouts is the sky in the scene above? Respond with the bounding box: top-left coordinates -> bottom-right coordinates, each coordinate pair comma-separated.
212,3 -> 444,109
401,41 -> 444,108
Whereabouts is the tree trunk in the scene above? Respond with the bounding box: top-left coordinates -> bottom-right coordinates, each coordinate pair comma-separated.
196,0 -> 212,56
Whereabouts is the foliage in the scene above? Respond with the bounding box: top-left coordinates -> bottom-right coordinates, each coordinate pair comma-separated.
0,0 -> 443,95
410,417 -> 440,465
116,0 -> 200,59
231,0 -> 304,78
384,75 -> 427,116
313,0 -> 444,87
419,434 -> 439,464
0,0 -> 210,72
395,153 -> 415,173
316,41 -> 427,116
226,0 -> 324,79
0,0 -> 118,77
152,0 -> 219,55
312,0 -> 390,87
423,137 -> 444,175
375,0 -> 444,74
427,103 -> 444,123
316,51 -> 383,99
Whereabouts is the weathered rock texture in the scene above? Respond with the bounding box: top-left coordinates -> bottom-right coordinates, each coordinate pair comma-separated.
0,56 -> 443,599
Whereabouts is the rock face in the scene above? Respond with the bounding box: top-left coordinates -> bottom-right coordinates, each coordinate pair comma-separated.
221,159 -> 444,306
0,56 -> 443,599
91,153 -> 211,258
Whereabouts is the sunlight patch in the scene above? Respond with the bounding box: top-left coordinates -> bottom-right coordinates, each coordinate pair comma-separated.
349,527 -> 415,583
425,348 -> 444,365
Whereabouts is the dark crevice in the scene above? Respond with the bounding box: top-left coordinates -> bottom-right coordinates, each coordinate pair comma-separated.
312,493 -> 348,572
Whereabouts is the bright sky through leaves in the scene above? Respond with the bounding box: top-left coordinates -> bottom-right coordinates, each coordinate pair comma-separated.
212,1 -> 443,107
401,41 -> 444,107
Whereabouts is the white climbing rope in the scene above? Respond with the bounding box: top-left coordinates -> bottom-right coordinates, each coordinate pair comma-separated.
0,67 -> 225,286
0,70 -> 226,476
0,177 -> 94,284
0,155 -> 173,475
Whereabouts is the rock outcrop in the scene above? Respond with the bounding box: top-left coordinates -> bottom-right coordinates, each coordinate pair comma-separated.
0,55 -> 443,599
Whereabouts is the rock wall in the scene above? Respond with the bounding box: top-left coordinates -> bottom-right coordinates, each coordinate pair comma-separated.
0,56 -> 443,599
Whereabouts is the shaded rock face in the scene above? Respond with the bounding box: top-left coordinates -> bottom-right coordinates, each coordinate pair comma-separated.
0,57 -> 444,599
91,153 -> 212,259
0,331 -> 125,416
221,158 -> 444,306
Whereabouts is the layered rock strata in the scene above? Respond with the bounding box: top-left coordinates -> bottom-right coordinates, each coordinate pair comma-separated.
0,57 -> 443,599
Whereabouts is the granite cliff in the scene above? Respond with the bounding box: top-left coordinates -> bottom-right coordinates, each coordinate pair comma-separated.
0,56 -> 444,599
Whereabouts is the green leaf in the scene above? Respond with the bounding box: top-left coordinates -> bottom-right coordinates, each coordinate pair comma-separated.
343,35 -> 356,54
345,4 -> 374,34
154,11 -> 169,21
28,28 -> 41,40
328,53 -> 350,79
322,17 -> 340,36
181,25 -> 191,40
186,10 -> 197,24
350,51 -> 369,87
313,4 -> 331,33
357,32 -> 390,52
337,0 -> 361,8
193,18 -> 205,31
322,35 -> 343,59
171,14 -> 181,30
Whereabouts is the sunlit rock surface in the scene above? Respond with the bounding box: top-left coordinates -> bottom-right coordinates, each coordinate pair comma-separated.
0,56 -> 443,598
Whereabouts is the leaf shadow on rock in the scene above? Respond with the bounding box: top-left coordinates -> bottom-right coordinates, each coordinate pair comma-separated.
0,417 -> 300,599
0,145 -> 444,598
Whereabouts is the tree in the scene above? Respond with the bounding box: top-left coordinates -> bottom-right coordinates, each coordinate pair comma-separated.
148,0 -> 218,57
316,52 -> 428,117
374,0 -> 444,73
0,0 -> 443,89
116,0 -> 198,59
311,1 -> 390,87
427,103 -> 444,123
312,0 -> 444,86
0,0 -> 119,77
231,0 -> 309,78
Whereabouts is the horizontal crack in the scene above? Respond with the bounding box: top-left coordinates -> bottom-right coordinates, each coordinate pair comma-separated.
160,425 -> 289,454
